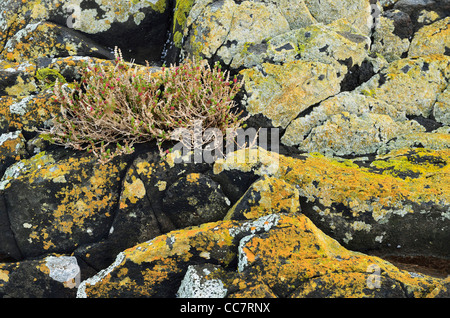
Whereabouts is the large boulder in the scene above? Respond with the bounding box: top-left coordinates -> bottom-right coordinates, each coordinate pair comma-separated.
0,150 -> 128,260
0,0 -> 171,64
213,147 -> 450,258
77,212 -> 447,298
178,0 -> 373,68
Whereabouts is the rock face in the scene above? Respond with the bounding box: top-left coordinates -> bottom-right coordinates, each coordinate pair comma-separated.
0,0 -> 449,299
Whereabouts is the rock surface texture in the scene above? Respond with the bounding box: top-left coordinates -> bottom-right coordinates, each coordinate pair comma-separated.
0,0 -> 449,298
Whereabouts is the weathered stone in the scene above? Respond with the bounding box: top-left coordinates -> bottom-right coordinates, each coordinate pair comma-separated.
0,91 -> 60,135
0,131 -> 28,176
355,54 -> 450,118
77,213 -> 448,298
1,21 -> 113,64
371,11 -> 412,62
433,85 -> 450,126
224,175 -> 300,221
0,60 -> 37,97
0,0 -> 171,64
282,91 -> 425,156
214,147 -> 450,258
409,17 -> 450,58
240,60 -> 341,129
163,173 -> 231,228
180,0 -> 373,69
0,150 -> 128,259
0,255 -> 80,298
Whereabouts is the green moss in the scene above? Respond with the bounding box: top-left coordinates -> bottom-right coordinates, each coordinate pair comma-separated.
35,68 -> 66,89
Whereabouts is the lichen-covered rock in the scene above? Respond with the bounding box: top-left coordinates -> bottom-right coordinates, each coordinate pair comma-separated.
182,0 -> 291,69
393,0 -> 450,31
264,22 -> 370,75
371,11 -> 412,62
77,213 -> 447,298
214,147 -> 450,257
0,254 -> 82,298
0,91 -> 59,135
408,17 -> 450,57
163,172 -> 231,227
281,91 -> 425,156
1,21 -> 113,64
355,54 -> 450,118
240,60 -> 341,128
77,214 -> 282,297
224,175 -> 300,221
0,150 -> 128,259
0,0 -> 171,64
0,131 -> 27,176
0,60 -> 37,97
180,0 -> 373,69
433,85 -> 450,126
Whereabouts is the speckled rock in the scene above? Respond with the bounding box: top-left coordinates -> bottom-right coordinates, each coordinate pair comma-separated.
0,150 -> 128,260
0,91 -> 59,135
0,0 -> 170,64
180,0 -> 373,69
213,147 -> 450,258
77,213 -> 447,298
371,11 -> 412,62
433,86 -> 450,126
0,131 -> 27,176
0,59 -> 37,97
224,175 -> 300,221
355,54 -> 450,118
281,91 -> 425,156
240,60 -> 341,129
1,21 -> 113,64
0,254 -> 82,298
409,17 -> 450,57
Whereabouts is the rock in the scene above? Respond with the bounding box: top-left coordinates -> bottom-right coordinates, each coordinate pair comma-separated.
0,255 -> 80,297
163,172 -> 231,228
0,150 -> 128,260
77,213 -> 447,298
240,60 -> 341,129
180,0 -> 373,69
0,60 -> 37,97
224,175 -> 301,221
1,21 -> 113,64
77,214 -> 282,297
182,0 -> 291,69
0,91 -> 60,136
177,264 -> 227,298
266,22 -> 370,76
0,131 -> 28,176
371,11 -> 412,62
433,86 -> 450,125
393,0 -> 450,31
281,91 -> 425,156
213,147 -> 450,258
409,17 -> 450,57
0,0 -> 171,64
355,54 -> 450,118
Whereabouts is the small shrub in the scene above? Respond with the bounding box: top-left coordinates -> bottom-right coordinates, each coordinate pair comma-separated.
42,48 -> 245,163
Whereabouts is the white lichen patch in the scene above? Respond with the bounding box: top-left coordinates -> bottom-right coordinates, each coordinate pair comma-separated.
177,265 -> 227,298
9,95 -> 34,116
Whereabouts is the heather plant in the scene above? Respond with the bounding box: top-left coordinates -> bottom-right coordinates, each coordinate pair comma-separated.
42,48 -> 245,163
